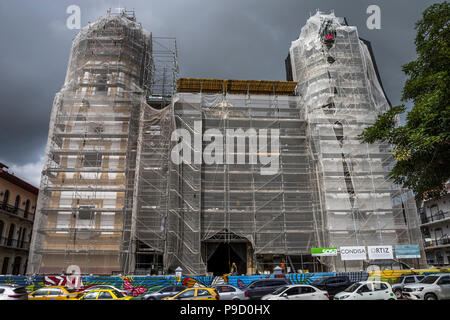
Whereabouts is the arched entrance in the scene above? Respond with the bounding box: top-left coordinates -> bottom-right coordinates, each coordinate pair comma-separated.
202,231 -> 251,276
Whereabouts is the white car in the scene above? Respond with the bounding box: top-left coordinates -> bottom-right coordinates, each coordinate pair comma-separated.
261,284 -> 329,300
402,273 -> 450,300
334,281 -> 396,300
0,284 -> 28,300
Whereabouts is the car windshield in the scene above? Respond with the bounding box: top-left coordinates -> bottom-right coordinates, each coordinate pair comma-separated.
420,276 -> 439,284
272,286 -> 288,295
344,282 -> 361,292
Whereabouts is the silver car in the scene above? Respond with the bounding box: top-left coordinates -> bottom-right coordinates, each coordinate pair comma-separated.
212,284 -> 248,300
261,284 -> 329,300
0,284 -> 28,300
403,273 -> 450,300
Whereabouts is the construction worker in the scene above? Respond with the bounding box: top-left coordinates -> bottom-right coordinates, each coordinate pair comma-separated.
230,262 -> 238,275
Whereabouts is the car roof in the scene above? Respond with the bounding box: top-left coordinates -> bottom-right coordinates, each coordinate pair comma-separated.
212,284 -> 237,288
85,289 -> 114,293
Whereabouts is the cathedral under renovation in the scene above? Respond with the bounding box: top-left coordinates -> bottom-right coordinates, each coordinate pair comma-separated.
27,10 -> 425,276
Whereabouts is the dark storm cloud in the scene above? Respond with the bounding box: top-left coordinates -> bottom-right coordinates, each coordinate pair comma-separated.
0,0 -> 443,181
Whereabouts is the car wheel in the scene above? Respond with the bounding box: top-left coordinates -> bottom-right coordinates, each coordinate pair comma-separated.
394,290 -> 402,299
232,298 -> 240,301
424,293 -> 437,301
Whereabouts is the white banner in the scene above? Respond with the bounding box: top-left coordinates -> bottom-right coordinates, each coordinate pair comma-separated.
340,246 -> 367,261
367,245 -> 393,260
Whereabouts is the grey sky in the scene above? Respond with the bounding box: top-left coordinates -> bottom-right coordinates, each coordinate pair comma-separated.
0,0 -> 442,185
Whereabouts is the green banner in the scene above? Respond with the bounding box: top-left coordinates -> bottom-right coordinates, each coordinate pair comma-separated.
311,247 -> 338,256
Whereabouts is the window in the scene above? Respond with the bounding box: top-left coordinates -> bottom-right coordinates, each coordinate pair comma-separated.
1,257 -> 9,274
7,224 -> 15,246
0,289 -> 4,294
2,190 -> 9,208
273,286 -> 289,295
83,291 -> 99,300
404,277 -> 415,284
112,290 -> 124,298
358,285 -> 372,293
177,290 -> 195,298
438,276 -> 450,285
373,283 -> 388,291
14,195 -> 20,213
267,280 -> 286,287
416,276 -> 425,281
100,212 -> 115,232
223,286 -> 235,293
76,206 -> 96,229
48,289 -> 63,296
0,220 -> 4,238
56,213 -> 71,231
33,289 -> 49,297
300,286 -> 315,294
83,154 -> 102,167
161,286 -> 174,293
197,289 -> 211,297
421,275 -> 440,284
24,200 -> 30,218
98,291 -> 113,299
249,281 -> 263,288
285,287 -> 299,296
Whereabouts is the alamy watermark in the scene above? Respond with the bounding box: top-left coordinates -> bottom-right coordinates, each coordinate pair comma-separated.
366,5 -> 381,30
66,5 -> 81,30
170,121 -> 280,175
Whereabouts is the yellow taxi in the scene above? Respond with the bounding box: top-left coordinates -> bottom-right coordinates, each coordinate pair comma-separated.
162,287 -> 219,300
28,286 -> 80,300
76,289 -> 133,300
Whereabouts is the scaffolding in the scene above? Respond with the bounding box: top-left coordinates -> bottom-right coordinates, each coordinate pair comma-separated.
28,10 -> 426,276
288,11 -> 426,270
27,10 -> 177,275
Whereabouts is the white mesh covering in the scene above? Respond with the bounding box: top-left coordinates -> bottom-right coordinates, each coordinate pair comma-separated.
288,11 -> 425,270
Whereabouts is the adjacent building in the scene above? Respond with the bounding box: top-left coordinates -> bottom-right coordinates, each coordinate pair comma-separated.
419,182 -> 450,266
0,163 -> 38,275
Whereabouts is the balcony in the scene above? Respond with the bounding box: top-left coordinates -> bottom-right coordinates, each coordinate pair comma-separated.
0,201 -> 35,223
0,236 -> 30,251
420,210 -> 450,226
424,235 -> 450,250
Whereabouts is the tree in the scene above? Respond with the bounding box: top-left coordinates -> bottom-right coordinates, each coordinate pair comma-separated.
359,2 -> 450,201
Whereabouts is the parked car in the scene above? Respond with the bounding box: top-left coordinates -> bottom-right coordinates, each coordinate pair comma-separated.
77,289 -> 133,300
211,284 -> 248,300
28,286 -> 80,300
312,275 -> 352,297
162,287 -> 219,300
243,278 -> 291,300
392,274 -> 425,298
0,284 -> 28,300
402,273 -> 450,300
142,285 -> 187,300
334,281 -> 396,300
81,285 -> 129,296
261,284 -> 329,300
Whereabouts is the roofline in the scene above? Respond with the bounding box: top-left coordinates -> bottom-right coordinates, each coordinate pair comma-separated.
0,167 -> 39,195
